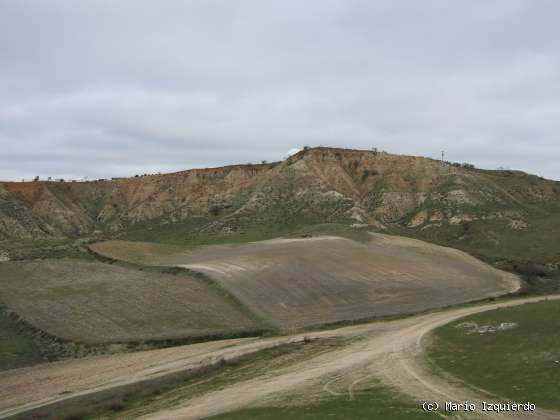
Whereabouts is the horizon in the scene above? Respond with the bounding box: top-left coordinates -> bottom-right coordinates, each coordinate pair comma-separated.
1,146 -> 555,183
2,2 -> 560,181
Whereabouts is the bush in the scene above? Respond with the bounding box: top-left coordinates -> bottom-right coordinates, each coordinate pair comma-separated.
513,262 -> 548,277
108,402 -> 125,412
361,169 -> 379,181
209,205 -> 222,216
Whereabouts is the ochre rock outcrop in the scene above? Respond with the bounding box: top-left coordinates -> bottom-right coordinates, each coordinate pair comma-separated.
1,148 -> 558,239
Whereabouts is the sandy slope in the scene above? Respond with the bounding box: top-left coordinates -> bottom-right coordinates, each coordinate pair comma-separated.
2,295 -> 559,419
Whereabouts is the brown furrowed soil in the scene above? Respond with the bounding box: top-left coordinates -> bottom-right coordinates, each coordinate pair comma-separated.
153,234 -> 520,329
0,260 -> 259,343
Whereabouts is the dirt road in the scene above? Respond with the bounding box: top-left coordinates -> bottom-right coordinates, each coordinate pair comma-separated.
2,295 -> 559,419
142,295 -> 560,420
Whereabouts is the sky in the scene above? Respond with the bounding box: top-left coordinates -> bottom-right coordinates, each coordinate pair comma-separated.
1,1 -> 559,181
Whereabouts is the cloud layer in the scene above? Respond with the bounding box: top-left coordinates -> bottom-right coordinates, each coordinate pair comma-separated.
1,1 -> 559,180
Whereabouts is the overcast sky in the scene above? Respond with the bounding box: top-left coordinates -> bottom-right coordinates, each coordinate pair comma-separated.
1,1 -> 559,181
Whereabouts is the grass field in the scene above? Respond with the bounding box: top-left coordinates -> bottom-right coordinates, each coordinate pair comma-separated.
0,260 -> 262,343
427,299 -> 560,409
91,223 -> 375,264
0,238 -> 94,261
209,384 -> 440,420
89,240 -> 186,265
396,207 -> 560,267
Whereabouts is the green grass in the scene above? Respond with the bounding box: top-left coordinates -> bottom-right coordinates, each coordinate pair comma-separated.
397,210 -> 560,264
0,237 -> 95,260
427,299 -> 560,409
0,304 -> 125,372
121,218 -> 309,247
120,219 -> 370,248
209,383 -> 442,420
0,306 -> 44,370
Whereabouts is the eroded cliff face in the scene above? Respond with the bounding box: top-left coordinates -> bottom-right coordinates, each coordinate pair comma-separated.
1,148 -> 559,240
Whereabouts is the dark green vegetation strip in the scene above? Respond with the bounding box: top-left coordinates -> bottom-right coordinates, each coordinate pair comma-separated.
0,304 -> 128,372
209,383 -> 441,420
0,305 -> 44,370
427,299 -> 560,410
0,238 -> 95,261
120,218 -> 366,247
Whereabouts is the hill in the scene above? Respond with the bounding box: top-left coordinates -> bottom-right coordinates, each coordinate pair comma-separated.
1,147 -> 559,268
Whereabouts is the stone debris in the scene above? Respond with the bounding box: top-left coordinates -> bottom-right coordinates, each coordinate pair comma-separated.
509,219 -> 529,230
350,223 -> 369,229
455,321 -> 518,335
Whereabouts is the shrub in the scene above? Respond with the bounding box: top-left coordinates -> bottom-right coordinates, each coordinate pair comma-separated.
209,205 -> 222,216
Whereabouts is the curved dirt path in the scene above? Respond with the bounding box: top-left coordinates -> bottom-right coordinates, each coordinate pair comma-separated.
142,295 -> 560,420
2,295 -> 559,419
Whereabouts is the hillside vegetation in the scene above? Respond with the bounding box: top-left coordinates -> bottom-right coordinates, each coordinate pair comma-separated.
0,147 -> 557,252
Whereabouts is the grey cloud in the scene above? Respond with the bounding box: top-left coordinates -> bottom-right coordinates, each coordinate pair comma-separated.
1,0 -> 559,181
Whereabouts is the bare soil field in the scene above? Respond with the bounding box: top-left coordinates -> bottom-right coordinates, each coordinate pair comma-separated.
150,234 -> 520,329
0,260 -> 259,343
